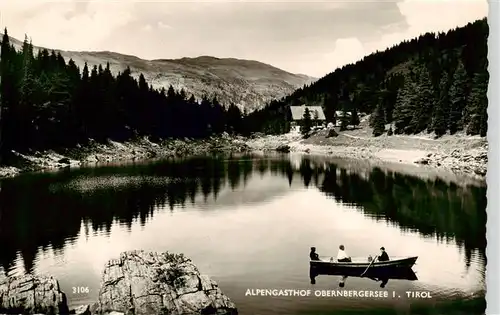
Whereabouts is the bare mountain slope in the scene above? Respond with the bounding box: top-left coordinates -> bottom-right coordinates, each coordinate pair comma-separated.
5,35 -> 316,111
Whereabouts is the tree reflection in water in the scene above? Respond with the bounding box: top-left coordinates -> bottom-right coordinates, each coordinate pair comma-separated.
0,154 -> 486,278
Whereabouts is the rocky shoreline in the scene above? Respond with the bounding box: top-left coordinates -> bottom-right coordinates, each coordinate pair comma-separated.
0,134 -> 251,179
0,130 -> 488,182
0,250 -> 238,315
244,131 -> 488,181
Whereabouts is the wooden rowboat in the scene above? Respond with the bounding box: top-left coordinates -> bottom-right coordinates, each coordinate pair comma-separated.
310,256 -> 418,276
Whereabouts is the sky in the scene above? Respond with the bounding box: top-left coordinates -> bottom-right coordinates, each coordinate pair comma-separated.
0,0 -> 489,77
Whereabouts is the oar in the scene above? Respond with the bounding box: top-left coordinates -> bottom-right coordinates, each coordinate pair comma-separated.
360,255 -> 378,277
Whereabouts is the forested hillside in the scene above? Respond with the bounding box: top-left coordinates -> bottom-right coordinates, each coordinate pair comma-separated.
3,34 -> 314,113
247,19 -> 489,137
0,29 -> 248,162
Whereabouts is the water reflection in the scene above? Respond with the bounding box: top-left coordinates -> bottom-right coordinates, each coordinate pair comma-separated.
309,266 -> 418,287
0,154 -> 486,280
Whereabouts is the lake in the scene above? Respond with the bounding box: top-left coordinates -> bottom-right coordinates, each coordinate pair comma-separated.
0,154 -> 487,315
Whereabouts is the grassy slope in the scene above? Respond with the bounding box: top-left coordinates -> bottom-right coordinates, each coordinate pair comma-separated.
246,115 -> 487,183
303,116 -> 486,155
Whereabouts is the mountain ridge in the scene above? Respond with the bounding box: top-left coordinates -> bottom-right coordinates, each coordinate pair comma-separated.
2,33 -> 316,112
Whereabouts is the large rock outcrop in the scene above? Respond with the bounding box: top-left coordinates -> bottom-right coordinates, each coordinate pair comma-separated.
91,250 -> 237,315
0,274 -> 69,314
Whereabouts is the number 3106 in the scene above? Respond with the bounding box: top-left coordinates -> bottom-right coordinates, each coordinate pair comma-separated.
72,286 -> 90,294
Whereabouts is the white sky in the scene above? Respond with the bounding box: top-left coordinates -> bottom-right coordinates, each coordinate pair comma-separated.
0,0 -> 489,77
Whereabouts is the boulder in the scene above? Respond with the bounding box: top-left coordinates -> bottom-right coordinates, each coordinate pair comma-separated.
474,168 -> 487,176
275,144 -> 290,153
58,157 -> 71,164
0,274 -> 69,314
72,304 -> 91,315
326,128 -> 338,138
91,250 -> 237,315
221,132 -> 231,140
250,132 -> 264,139
414,157 -> 430,165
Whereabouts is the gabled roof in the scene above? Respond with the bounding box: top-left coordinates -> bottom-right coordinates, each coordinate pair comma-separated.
290,105 -> 326,120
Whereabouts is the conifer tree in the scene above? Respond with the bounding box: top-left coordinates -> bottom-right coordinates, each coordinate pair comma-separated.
226,103 -> 242,134
432,72 -> 450,137
387,126 -> 393,136
323,94 -> 334,124
15,35 -> 37,149
392,75 -> 417,134
372,103 -> 386,136
300,107 -> 312,137
350,107 -> 360,128
466,66 -> 488,136
340,106 -> 349,131
448,61 -> 468,134
410,67 -> 434,133
0,29 -> 11,160
313,110 -> 319,125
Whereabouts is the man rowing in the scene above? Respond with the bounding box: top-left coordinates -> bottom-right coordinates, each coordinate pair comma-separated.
378,247 -> 390,261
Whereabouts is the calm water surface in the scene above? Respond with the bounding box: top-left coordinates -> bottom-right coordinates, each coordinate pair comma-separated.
0,154 -> 486,314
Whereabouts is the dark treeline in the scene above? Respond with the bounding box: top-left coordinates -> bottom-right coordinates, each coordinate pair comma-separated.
246,19 -> 489,137
0,155 -> 485,274
0,30 -> 248,162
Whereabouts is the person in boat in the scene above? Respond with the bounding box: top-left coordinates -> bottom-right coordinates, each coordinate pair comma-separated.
378,247 -> 390,261
310,247 -> 320,260
337,245 -> 351,262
